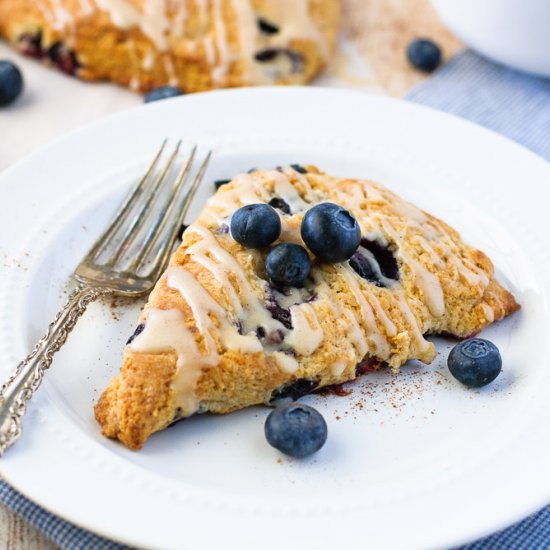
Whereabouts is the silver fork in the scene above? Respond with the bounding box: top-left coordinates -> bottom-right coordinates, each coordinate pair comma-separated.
0,141 -> 212,456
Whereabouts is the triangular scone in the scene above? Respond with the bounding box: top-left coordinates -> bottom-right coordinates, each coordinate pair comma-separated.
0,0 -> 339,92
95,166 -> 519,449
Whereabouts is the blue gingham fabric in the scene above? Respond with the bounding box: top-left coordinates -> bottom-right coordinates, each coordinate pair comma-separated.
407,49 -> 550,162
2,49 -> 550,550
0,479 -> 130,549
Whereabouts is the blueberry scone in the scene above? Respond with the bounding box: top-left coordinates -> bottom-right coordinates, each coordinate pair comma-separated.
95,165 -> 519,450
0,0 -> 339,92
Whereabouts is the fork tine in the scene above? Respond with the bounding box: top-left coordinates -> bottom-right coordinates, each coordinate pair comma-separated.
84,139 -> 167,262
146,150 -> 212,277
105,140 -> 182,267
127,145 -> 197,272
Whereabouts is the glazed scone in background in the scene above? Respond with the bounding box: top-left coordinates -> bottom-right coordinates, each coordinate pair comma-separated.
0,0 -> 340,92
95,166 -> 519,450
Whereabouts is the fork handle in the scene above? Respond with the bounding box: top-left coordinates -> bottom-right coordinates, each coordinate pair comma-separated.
0,284 -> 111,456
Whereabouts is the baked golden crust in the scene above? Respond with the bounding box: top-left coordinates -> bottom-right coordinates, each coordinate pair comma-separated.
0,0 -> 340,92
95,166 -> 519,450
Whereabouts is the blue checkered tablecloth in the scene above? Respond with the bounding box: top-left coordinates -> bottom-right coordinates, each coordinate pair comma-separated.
2,49 -> 550,550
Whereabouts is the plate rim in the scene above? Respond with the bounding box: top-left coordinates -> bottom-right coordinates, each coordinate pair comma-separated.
1,86 -> 550,549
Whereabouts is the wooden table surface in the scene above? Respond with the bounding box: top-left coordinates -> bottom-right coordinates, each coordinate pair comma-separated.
0,1 -> 459,548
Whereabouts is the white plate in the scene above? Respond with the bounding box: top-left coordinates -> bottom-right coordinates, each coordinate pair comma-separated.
1,88 -> 549,550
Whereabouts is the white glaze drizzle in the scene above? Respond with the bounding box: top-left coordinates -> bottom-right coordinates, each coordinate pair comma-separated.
393,290 -> 432,353
170,0 -> 187,37
166,267 -> 222,357
210,0 -> 233,85
203,173 -> 268,223
163,56 -> 178,86
380,218 -> 446,319
78,0 -> 94,16
167,266 -> 262,353
142,0 -> 170,50
94,0 -> 141,31
342,309 -> 369,357
130,166 -> 497,416
142,49 -> 156,70
334,265 -> 391,359
36,1 -> 60,31
285,304 -> 323,356
272,352 -> 299,374
480,303 -> 494,323
195,0 -> 209,28
94,0 -> 170,51
130,308 -> 207,416
49,0 -> 75,31
229,0 -> 262,83
126,39 -> 141,91
331,177 -> 492,322
185,224 -> 324,359
272,171 -> 310,213
332,362 -> 346,377
132,265 -> 265,415
38,0 -> 331,88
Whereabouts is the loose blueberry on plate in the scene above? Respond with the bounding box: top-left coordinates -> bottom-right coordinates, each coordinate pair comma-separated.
144,86 -> 184,103
447,338 -> 502,388
266,243 -> 311,287
407,38 -> 441,72
231,203 -> 281,248
301,203 -> 361,262
0,60 -> 24,107
265,402 -> 327,458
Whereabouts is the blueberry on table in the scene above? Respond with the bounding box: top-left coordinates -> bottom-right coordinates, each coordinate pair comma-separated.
407,39 -> 442,72
266,243 -> 311,287
144,86 -> 184,103
301,203 -> 361,262
231,203 -> 281,248
447,338 -> 502,388
0,60 -> 23,107
265,402 -> 327,458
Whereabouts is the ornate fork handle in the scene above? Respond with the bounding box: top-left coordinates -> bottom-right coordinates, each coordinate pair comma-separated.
0,284 -> 112,456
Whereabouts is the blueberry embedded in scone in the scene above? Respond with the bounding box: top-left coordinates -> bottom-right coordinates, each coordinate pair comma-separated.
94,165 -> 519,450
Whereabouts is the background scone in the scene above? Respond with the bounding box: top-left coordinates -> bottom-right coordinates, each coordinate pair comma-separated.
0,0 -> 340,92
95,166 -> 519,450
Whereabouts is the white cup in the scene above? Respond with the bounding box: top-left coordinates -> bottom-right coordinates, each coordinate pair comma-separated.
431,0 -> 550,78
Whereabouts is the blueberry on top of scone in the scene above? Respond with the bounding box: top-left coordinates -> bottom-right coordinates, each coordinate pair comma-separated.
266,243 -> 311,288
230,203 -> 281,248
301,203 -> 361,262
